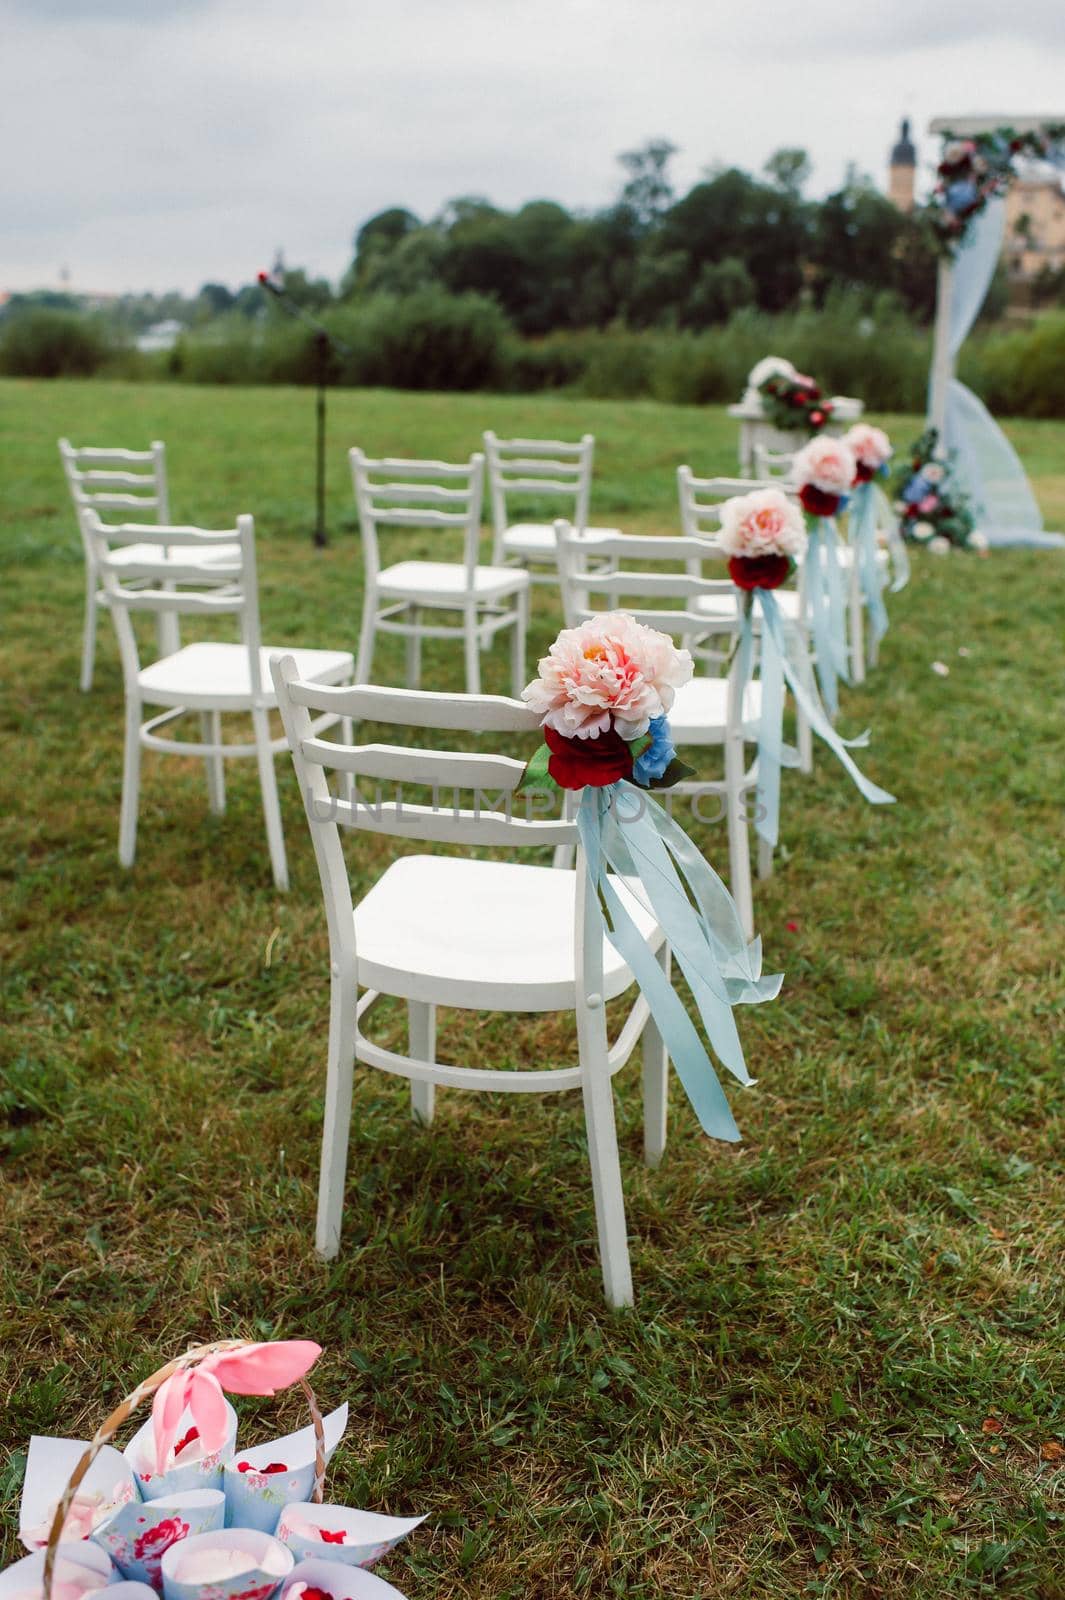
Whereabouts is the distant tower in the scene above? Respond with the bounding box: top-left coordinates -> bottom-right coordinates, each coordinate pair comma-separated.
889,118 -> 917,212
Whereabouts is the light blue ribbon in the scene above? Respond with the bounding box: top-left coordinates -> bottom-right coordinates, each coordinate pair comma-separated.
805,517 -> 851,717
576,783 -> 782,1143
874,484 -> 911,593
850,481 -> 889,649
735,607 -> 799,851
749,589 -> 896,813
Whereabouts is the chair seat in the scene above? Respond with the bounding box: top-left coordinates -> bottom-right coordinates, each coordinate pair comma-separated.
105,541 -> 241,569
501,523 -> 621,559
694,589 -> 803,625
668,676 -> 762,744
353,854 -> 662,1012
377,561 -> 529,604
138,642 -> 353,711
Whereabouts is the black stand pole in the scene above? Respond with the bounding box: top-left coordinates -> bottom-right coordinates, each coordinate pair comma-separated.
257,272 -> 352,549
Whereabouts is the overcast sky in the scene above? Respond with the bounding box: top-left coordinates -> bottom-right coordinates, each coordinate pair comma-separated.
3,0 -> 1065,296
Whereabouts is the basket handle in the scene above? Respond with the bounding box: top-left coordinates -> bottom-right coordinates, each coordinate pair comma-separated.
42,1340 -> 326,1599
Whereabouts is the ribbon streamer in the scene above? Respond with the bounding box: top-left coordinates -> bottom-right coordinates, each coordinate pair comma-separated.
850,481 -> 890,650
739,590 -> 895,846
874,484 -> 911,593
805,518 -> 851,717
576,783 -> 782,1143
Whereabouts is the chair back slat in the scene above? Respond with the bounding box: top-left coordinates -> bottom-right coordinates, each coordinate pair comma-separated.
677,465 -> 784,540
483,430 -> 595,552
555,520 -> 735,635
60,438 -> 170,528
281,678 -> 541,733
350,449 -> 484,587
299,738 -> 526,791
317,797 -> 572,848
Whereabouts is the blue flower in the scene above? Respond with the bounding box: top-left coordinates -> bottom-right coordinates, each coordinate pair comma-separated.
945,179 -> 978,214
632,715 -> 676,786
901,472 -> 931,506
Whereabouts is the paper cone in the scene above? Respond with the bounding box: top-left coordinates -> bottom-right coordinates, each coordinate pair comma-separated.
92,1490 -> 225,1587
124,1404 -> 238,1503
275,1506 -> 423,1571
20,1439 -> 137,1552
283,1559 -> 410,1600
159,1529 -> 292,1600
0,1542 -> 113,1600
222,1407 -> 347,1536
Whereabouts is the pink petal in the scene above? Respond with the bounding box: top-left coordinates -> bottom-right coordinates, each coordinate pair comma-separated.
187,1368 -> 230,1453
205,1339 -> 322,1396
152,1371 -> 193,1476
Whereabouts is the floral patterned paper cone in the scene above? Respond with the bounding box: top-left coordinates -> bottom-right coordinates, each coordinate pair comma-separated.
159,1529 -> 293,1600
105,1585 -> 160,1600
0,1542 -> 114,1600
222,1407 -> 348,1536
19,1438 -> 137,1551
283,1558 -> 410,1600
92,1490 -> 226,1588
124,1404 -> 238,1503
275,1505 -> 424,1570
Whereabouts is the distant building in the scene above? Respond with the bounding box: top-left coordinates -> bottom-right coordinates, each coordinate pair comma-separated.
1004,174 -> 1065,283
888,118 -> 916,213
136,319 -> 185,353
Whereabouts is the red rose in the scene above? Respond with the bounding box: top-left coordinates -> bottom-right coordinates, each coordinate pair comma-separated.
728,554 -> 792,591
798,483 -> 843,516
133,1517 -> 190,1562
544,723 -> 633,790
853,462 -> 874,483
791,391 -> 807,406
809,410 -> 824,427
808,383 -> 821,400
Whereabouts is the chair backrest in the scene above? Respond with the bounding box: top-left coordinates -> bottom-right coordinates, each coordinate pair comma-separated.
555,521 -> 738,654
350,450 -> 484,589
483,431 -> 594,547
82,508 -> 260,688
60,439 -> 170,566
751,444 -> 797,482
269,660 -> 588,988
676,466 -> 775,541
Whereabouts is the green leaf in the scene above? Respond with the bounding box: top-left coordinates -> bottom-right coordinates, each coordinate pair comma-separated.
646,757 -> 696,791
516,742 -> 559,796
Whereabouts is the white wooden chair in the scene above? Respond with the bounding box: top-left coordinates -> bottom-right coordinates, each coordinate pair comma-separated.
677,466 -> 815,778
59,438 -> 239,692
84,508 -> 353,891
483,431 -> 621,582
270,659 -> 673,1308
555,521 -> 765,941
351,449 -> 529,696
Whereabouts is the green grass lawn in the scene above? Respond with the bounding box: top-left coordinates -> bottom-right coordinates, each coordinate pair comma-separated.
1,379 -> 1063,1599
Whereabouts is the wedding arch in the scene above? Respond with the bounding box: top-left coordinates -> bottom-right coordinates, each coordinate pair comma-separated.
927,114 -> 1065,548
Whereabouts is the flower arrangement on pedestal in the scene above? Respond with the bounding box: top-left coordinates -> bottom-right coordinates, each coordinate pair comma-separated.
930,125 -> 1065,254
757,370 -> 834,436
4,1343 -> 422,1600
894,430 -> 980,552
520,612 -> 781,1144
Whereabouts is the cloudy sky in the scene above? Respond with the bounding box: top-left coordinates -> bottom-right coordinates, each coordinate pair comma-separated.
3,0 -> 1065,296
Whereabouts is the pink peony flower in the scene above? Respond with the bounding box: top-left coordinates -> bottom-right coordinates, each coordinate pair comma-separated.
522,611 -> 692,741
917,495 -> 939,514
843,423 -> 892,476
717,488 -> 807,562
791,434 -> 857,495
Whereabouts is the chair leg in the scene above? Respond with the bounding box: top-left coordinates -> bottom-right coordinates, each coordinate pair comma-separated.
797,641 -> 817,775
463,605 -> 481,695
118,696 -> 143,867
80,572 -> 98,693
252,707 -> 288,891
641,944 -> 670,1167
201,710 -> 226,815
509,592 -> 527,699
315,970 -> 358,1260
404,607 -> 421,689
407,999 -> 436,1126
579,1011 -> 634,1309
724,736 -> 755,944
356,591 -> 376,684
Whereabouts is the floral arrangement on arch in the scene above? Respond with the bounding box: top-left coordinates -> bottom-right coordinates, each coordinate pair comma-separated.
894,429 -> 982,552
931,124 -> 1065,254
4,1341 -> 422,1600
757,369 -> 834,436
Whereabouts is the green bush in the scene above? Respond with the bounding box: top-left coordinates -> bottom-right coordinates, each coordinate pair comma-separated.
962,314 -> 1065,418
0,310 -> 108,378
334,290 -> 509,391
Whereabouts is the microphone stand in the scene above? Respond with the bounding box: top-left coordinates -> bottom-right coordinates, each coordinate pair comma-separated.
257,272 -> 352,549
